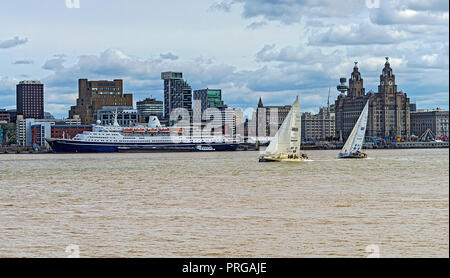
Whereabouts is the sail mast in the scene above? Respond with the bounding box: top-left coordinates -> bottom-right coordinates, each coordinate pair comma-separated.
341,100 -> 369,153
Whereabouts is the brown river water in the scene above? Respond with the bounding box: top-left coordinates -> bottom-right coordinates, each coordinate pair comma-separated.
0,148 -> 448,257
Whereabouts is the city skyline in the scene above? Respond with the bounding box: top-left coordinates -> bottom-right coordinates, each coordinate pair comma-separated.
0,0 -> 448,118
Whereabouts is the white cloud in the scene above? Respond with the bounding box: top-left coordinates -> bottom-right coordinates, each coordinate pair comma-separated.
309,23 -> 412,46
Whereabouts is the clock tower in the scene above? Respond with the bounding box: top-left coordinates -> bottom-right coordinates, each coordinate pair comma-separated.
348,61 -> 365,97
378,57 -> 397,96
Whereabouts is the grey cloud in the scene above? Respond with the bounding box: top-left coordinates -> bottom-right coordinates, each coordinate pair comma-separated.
12,60 -> 34,65
160,52 -> 179,60
209,0 -> 234,12
0,36 -> 28,49
246,21 -> 267,30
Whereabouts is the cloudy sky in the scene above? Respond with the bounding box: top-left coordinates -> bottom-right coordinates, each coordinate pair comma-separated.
0,0 -> 448,118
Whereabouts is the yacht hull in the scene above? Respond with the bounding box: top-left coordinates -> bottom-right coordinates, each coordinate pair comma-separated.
338,152 -> 367,159
259,155 -> 309,163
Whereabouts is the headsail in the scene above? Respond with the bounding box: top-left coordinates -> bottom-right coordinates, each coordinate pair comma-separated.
264,96 -> 301,156
341,100 -> 369,154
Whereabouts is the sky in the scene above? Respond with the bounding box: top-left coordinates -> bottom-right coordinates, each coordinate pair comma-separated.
0,0 -> 448,118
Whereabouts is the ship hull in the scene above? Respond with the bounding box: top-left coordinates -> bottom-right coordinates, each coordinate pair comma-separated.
46,139 -> 240,153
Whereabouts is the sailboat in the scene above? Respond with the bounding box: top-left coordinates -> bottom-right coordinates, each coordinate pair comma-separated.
338,100 -> 369,159
259,96 -> 308,162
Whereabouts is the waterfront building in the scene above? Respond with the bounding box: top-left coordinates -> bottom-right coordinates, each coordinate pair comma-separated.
136,98 -> 163,123
335,58 -> 410,141
69,79 -> 133,124
94,106 -> 140,126
217,105 -> 236,136
234,108 -> 245,140
410,109 -> 449,139
16,116 -> 82,147
193,88 -> 236,136
301,107 -> 335,141
161,72 -> 192,122
16,81 -> 44,119
256,97 -> 291,137
0,128 -> 3,145
193,88 -> 224,116
0,109 -> 10,124
410,103 -> 417,112
32,124 -> 92,147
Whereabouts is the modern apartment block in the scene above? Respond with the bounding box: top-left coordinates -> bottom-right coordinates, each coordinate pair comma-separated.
69,79 -> 133,124
161,72 -> 192,122
16,81 -> 44,119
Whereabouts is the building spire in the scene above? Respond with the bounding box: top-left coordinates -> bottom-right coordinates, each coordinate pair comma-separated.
258,97 -> 263,108
327,88 -> 331,110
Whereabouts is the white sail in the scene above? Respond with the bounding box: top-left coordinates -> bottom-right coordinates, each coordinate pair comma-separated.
264,96 -> 301,156
341,100 -> 369,154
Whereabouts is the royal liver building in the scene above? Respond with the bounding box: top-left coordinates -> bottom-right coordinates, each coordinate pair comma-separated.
335,58 -> 411,140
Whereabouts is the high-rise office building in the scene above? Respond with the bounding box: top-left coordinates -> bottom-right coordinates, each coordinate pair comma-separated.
161,72 -> 192,121
193,88 -> 224,116
136,98 -> 163,122
16,81 -> 44,119
69,79 -> 133,124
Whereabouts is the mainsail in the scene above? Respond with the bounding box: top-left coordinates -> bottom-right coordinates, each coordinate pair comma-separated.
341,100 -> 369,154
264,96 -> 301,156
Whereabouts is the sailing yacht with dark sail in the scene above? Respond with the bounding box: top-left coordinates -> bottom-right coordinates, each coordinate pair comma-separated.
338,100 -> 369,159
259,96 -> 309,162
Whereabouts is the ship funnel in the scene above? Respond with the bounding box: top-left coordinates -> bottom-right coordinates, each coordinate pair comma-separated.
113,108 -> 120,127
148,116 -> 162,129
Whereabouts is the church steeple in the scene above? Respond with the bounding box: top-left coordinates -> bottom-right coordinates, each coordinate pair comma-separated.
258,97 -> 263,108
